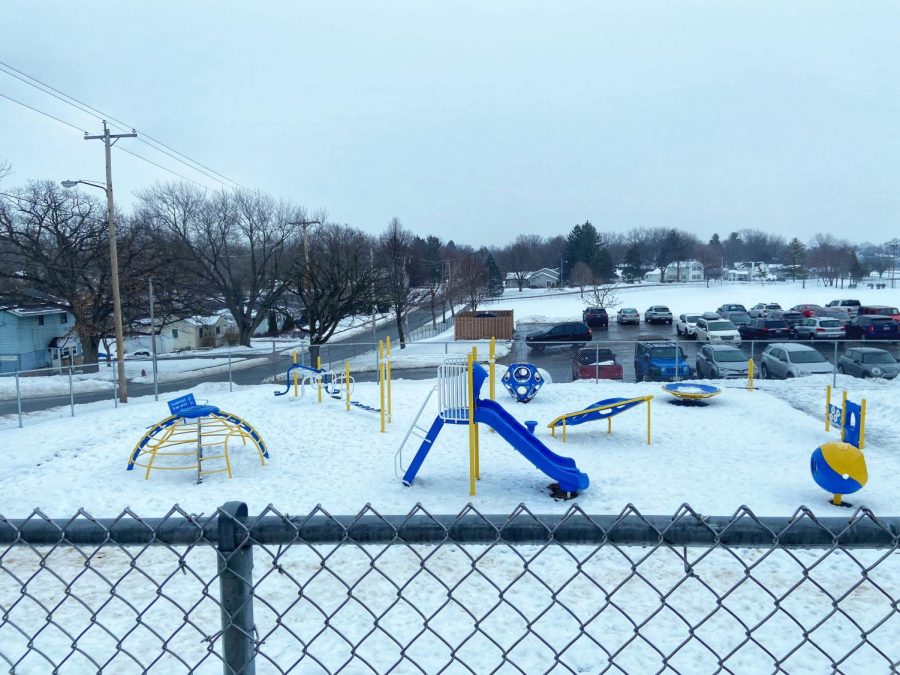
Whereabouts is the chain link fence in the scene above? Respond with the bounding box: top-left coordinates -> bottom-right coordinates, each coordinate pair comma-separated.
1,502 -> 898,673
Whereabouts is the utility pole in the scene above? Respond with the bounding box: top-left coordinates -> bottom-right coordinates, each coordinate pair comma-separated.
85,121 -> 136,403
370,248 -> 377,345
289,217 -> 321,361
149,277 -> 158,401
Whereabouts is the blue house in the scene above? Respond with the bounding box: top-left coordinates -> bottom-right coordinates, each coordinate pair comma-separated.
0,305 -> 81,373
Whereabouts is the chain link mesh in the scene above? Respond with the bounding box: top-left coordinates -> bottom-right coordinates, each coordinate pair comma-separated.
1,503 -> 898,673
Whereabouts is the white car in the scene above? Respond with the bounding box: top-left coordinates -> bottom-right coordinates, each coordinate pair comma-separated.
826,299 -> 861,318
760,343 -> 834,379
694,317 -> 742,345
675,313 -> 702,338
748,302 -> 782,318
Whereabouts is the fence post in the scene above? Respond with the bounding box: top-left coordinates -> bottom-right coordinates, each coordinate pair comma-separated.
833,340 -> 838,388
229,353 -> 233,393
271,342 -> 276,380
112,362 -> 118,409
15,371 -> 22,428
69,366 -> 74,417
217,501 -> 256,675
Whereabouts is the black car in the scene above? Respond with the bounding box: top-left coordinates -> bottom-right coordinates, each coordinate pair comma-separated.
770,310 -> 804,332
525,322 -> 592,352
721,310 -> 752,328
738,318 -> 792,340
581,307 -> 609,329
844,316 -> 900,341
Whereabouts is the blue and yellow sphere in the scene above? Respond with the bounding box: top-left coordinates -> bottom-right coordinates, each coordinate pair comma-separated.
810,442 -> 868,496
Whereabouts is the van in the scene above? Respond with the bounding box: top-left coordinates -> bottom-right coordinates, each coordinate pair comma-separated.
858,305 -> 900,321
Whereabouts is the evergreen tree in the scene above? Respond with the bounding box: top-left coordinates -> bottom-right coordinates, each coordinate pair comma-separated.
563,220 -> 613,282
622,244 -> 644,281
786,237 -> 807,281
485,253 -> 504,296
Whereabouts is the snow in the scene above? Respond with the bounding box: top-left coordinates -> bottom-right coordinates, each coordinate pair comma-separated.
3,283 -> 900,672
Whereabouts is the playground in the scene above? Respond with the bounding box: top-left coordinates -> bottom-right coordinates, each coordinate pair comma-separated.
0,353 -> 898,517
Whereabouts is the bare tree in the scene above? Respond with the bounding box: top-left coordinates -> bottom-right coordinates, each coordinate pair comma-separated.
569,261 -> 594,297
499,234 -> 541,291
0,157 -> 11,182
138,183 -> 298,346
585,282 -> 623,310
0,181 -> 169,365
452,249 -> 490,311
378,218 -> 423,348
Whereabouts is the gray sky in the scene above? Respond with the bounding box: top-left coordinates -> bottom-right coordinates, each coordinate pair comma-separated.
1,1 -> 898,246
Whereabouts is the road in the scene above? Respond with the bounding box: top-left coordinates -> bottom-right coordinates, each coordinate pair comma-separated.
4,306 -> 449,418
508,321 -> 900,384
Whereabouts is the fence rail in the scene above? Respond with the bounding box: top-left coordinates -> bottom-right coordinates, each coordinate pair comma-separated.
1,502 -> 898,673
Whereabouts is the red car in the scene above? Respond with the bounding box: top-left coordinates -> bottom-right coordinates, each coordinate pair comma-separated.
572,347 -> 624,381
791,304 -> 824,318
858,305 -> 900,321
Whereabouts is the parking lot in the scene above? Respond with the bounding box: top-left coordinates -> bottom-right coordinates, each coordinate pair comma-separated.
508,320 -> 900,384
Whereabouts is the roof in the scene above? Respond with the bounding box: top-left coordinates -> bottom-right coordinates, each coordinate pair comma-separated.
175,315 -> 226,327
771,343 -> 819,351
1,304 -> 68,317
846,347 -> 891,353
705,343 -> 745,351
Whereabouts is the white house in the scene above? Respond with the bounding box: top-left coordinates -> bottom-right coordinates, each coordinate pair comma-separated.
725,262 -> 775,282
643,260 -> 705,283
504,268 -> 560,289
167,315 -> 229,351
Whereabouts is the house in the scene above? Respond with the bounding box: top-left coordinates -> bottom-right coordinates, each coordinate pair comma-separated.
0,305 -> 80,373
643,261 -> 705,283
504,268 -> 560,289
167,315 -> 229,351
724,262 -> 775,282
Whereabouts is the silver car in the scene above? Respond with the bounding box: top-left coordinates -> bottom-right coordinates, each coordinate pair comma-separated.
760,343 -> 834,379
838,348 -> 899,379
793,317 -> 845,340
695,344 -> 750,379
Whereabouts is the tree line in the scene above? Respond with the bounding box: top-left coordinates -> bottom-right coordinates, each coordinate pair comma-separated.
0,178 -> 895,365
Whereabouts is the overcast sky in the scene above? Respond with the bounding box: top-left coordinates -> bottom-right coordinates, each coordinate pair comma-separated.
1,1 -> 898,246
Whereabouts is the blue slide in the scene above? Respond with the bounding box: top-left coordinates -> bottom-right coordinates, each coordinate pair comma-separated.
402,399 -> 589,494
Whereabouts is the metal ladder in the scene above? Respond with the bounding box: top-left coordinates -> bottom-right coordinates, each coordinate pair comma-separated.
394,385 -> 438,478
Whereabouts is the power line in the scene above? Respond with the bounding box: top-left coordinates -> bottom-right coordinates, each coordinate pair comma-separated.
0,91 -> 87,133
0,59 -> 248,191
114,146 -> 208,189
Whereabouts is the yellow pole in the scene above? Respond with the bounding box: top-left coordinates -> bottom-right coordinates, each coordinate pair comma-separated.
562,418 -> 567,443
646,398 -> 652,445
859,398 -> 866,449
833,494 -> 842,506
840,390 -> 847,441
825,385 -> 831,431
292,351 -> 298,365
466,354 -> 475,497
489,336 -> 496,400
379,341 -> 385,433
316,356 -> 322,403
607,417 -> 612,435
386,336 -> 392,424
345,361 -> 351,412
470,346 -> 480,481
747,358 -> 754,391
292,370 -> 299,398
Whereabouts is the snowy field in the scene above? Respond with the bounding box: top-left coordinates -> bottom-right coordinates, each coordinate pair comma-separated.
2,282 -> 899,673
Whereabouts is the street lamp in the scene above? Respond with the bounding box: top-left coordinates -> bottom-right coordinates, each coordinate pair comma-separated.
61,178 -> 128,403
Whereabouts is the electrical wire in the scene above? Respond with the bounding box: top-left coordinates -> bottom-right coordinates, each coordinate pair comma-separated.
0,91 -> 87,133
0,59 -> 248,190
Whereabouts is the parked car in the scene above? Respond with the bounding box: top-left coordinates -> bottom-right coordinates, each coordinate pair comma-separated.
695,344 -> 750,379
644,306 -> 673,325
633,339 -> 692,382
675,313 -> 702,338
694,317 -> 741,344
572,347 -> 624,381
581,307 -> 609,329
857,305 -> 900,321
617,307 -> 640,325
791,304 -> 824,318
473,311 -> 498,318
770,310 -> 804,332
844,315 -> 900,341
526,322 -> 592,352
721,310 -> 752,328
717,303 -> 747,315
817,307 -> 851,324
793,317 -> 845,340
748,302 -> 782,318
739,318 -> 792,340
838,348 -> 899,379
759,343 -> 834,379
826,299 -> 861,317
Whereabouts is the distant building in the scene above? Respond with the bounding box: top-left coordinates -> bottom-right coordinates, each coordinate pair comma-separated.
724,261 -> 778,282
504,268 -> 560,289
0,305 -> 80,373
643,261 -> 705,283
167,315 -> 229,351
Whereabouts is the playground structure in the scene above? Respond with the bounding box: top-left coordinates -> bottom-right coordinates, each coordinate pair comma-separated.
547,396 -> 653,444
661,382 -> 722,405
810,441 -> 868,507
396,346 -> 588,496
127,394 -> 268,482
274,346 -> 385,418
501,363 -> 544,403
825,385 -> 867,449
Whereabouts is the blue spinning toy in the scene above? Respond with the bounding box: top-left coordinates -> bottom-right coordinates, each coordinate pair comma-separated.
502,363 -> 544,403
